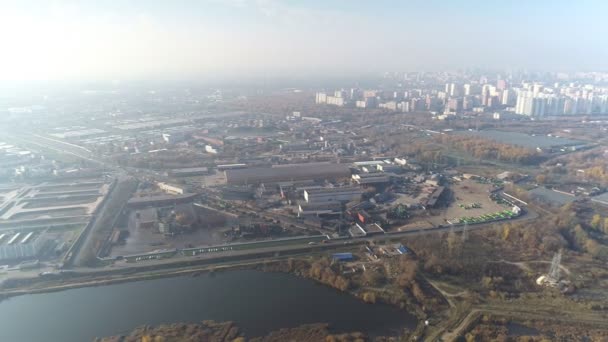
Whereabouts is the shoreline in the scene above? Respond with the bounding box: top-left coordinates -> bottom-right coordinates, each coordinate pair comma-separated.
0,259 -> 423,340
0,260 -> 260,301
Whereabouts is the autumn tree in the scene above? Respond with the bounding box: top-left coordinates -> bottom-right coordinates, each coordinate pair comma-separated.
535,174 -> 547,184
362,292 -> 377,303
363,268 -> 385,286
590,214 -> 602,231
333,276 -> 350,291
501,224 -> 511,241
410,281 -> 426,302
396,257 -> 418,287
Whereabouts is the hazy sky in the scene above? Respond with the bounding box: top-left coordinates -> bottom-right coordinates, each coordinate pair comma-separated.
1,0 -> 607,82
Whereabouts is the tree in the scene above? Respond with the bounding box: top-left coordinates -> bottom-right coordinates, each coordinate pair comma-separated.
573,224 -> 588,249
333,276 -> 350,291
362,292 -> 377,303
501,224 -> 511,241
411,281 -> 426,302
397,258 -> 418,287
585,239 -> 601,258
590,214 -> 602,231
535,174 -> 547,184
363,268 -> 385,286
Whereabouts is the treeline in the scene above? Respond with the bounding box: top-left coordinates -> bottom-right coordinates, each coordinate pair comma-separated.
498,202 -> 608,260
550,148 -> 608,185
437,135 -> 544,165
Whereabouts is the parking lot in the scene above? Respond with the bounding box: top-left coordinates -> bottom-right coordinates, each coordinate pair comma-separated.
427,179 -> 509,226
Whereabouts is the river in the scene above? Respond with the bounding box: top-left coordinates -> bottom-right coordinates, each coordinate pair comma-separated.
0,270 -> 417,341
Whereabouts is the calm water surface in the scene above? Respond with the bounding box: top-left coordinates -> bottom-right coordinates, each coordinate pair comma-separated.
0,270 -> 417,342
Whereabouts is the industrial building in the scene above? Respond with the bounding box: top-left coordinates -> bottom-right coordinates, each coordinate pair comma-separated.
167,167 -> 209,177
348,223 -> 385,237
133,208 -> 159,230
332,252 -> 354,261
0,232 -> 44,261
303,186 -> 363,204
376,164 -> 402,173
225,163 -> 351,185
425,186 -> 447,208
298,202 -> 342,216
217,163 -> 247,171
157,182 -> 188,195
127,194 -> 198,209
352,173 -> 391,185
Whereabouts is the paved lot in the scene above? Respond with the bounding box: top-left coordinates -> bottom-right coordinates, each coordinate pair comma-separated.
427,179 -> 505,225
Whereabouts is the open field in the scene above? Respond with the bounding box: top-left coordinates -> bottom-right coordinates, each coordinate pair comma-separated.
109,225 -> 230,257
454,130 -> 586,149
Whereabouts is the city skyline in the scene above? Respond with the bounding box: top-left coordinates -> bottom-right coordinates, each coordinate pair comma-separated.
1,0 -> 607,82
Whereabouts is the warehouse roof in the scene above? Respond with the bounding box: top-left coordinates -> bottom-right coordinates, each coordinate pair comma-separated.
304,186 -> 363,195
169,167 -> 209,173
225,163 -> 351,185
127,194 -> 197,208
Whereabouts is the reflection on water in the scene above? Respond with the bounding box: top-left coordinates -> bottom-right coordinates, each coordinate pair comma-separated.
0,270 -> 417,342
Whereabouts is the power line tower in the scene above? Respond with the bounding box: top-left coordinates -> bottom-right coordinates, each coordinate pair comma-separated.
548,250 -> 562,282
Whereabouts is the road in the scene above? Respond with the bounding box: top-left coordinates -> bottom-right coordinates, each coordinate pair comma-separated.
438,304 -> 608,342
68,176 -> 138,267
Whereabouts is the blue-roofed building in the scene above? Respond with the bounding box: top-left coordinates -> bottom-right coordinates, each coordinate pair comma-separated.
395,244 -> 409,255
332,252 -> 354,261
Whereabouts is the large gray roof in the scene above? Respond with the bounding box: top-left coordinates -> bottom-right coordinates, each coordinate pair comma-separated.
226,163 -> 351,184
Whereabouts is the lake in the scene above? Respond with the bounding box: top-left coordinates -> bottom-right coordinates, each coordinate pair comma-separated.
0,270 -> 417,341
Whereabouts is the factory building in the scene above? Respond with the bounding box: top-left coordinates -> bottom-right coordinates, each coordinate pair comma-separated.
352,173 -> 390,185
225,163 -> 351,185
133,208 -> 159,230
0,232 -> 44,261
298,202 -> 342,217
167,167 -> 209,177
157,182 -> 188,195
425,186 -> 447,208
303,186 -> 363,204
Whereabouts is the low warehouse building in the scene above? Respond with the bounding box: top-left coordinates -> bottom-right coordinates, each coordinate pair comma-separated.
304,186 -> 363,204
298,202 -> 342,216
332,252 -> 354,261
133,208 -> 158,230
167,167 -> 209,177
0,232 -> 44,261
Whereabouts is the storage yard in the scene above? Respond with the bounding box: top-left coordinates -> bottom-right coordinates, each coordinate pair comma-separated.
435,179 -> 508,226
